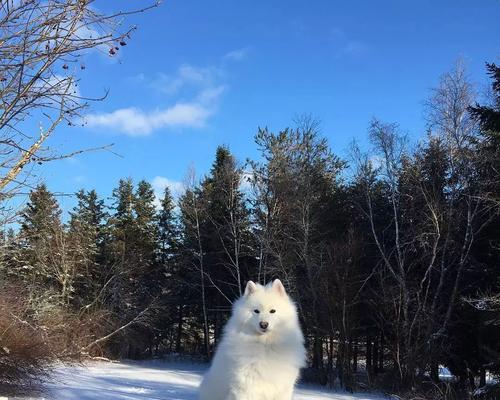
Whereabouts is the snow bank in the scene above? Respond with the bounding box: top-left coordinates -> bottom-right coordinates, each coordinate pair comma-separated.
26,360 -> 387,400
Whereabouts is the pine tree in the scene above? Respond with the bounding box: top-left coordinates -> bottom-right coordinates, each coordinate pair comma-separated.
70,189 -> 108,247
156,187 -> 182,352
106,178 -> 162,357
157,186 -> 178,264
178,184 -> 210,357
133,180 -> 158,268
202,146 -> 252,298
20,184 -> 61,243
19,184 -> 63,286
107,178 -> 137,317
200,146 -> 254,341
465,62 -> 500,381
470,63 -> 500,135
69,189 -> 108,308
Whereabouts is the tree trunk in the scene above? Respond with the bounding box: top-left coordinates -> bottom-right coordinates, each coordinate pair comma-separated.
175,305 -> 183,353
378,333 -> 384,372
430,362 -> 439,383
313,333 -> 323,369
352,338 -> 358,373
480,367 -> 486,387
366,337 -> 373,379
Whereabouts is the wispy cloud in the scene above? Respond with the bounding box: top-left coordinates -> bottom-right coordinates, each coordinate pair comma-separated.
223,47 -> 249,62
85,50 -> 242,136
330,27 -> 368,58
153,64 -> 218,95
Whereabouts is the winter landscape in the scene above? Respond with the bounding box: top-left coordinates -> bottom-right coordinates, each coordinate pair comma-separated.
1,1 -> 499,399
28,361 -> 386,400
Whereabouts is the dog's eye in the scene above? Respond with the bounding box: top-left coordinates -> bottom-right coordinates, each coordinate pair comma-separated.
253,309 -> 260,314
270,309 -> 276,314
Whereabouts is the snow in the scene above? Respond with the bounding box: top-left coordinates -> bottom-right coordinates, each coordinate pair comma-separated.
24,360 -> 387,400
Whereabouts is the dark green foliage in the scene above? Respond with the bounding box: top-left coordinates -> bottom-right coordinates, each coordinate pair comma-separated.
69,189 -> 109,308
17,184 -> 64,292
470,63 -> 500,134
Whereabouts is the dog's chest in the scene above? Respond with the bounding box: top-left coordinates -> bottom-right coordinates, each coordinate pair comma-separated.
233,347 -> 297,388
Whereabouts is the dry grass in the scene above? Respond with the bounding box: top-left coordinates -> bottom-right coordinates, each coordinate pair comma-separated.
0,286 -> 55,395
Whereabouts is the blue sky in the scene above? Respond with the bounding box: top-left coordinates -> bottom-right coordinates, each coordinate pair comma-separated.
38,0 -> 499,213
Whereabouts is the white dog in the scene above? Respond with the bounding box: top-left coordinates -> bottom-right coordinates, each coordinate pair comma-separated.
198,279 -> 306,400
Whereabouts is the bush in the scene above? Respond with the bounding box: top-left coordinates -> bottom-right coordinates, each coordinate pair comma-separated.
0,287 -> 55,395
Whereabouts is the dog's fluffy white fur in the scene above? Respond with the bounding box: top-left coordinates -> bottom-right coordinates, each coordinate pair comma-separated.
198,279 -> 306,400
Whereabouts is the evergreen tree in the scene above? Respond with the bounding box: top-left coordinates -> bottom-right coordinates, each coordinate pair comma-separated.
202,146 -> 253,339
133,180 -> 158,268
470,63 -> 500,135
202,146 -> 252,296
157,187 -> 178,264
19,184 -> 63,286
178,184 -> 210,356
464,62 -> 500,381
20,184 -> 61,243
105,178 -> 162,357
69,189 -> 108,308
107,178 -> 138,335
156,187 -> 183,352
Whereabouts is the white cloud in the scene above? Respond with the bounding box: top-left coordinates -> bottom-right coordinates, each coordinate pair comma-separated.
85,71 -> 226,136
152,176 -> 184,197
151,176 -> 185,209
85,101 -> 214,136
86,51 -> 244,136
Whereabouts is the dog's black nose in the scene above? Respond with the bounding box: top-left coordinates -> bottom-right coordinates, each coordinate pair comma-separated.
259,321 -> 269,330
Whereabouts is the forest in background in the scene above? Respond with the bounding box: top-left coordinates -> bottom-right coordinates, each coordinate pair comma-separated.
1,61 -> 499,399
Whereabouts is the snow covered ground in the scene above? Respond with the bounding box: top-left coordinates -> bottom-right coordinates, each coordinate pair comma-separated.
25,360 -> 387,400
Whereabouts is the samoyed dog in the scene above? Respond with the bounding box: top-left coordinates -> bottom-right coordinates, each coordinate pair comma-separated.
198,279 -> 306,400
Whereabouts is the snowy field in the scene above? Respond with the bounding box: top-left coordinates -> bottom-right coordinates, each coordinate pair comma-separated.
25,360 -> 387,400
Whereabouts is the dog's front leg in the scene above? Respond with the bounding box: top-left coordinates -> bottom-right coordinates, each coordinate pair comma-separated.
273,385 -> 294,400
225,388 -> 252,400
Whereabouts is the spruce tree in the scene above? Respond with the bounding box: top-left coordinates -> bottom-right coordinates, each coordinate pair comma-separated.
108,178 -> 137,318
157,187 -> 178,265
19,184 -> 63,285
465,62 -> 500,381
133,180 -> 158,268
201,146 -> 252,301
69,189 -> 108,308
106,178 -> 162,357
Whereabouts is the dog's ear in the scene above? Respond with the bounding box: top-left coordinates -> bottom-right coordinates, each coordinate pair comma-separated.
272,279 -> 286,297
244,281 -> 257,296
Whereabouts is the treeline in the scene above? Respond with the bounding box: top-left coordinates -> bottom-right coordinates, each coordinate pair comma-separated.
1,63 -> 499,395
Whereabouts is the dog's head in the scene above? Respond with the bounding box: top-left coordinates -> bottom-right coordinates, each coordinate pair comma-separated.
233,279 -> 297,336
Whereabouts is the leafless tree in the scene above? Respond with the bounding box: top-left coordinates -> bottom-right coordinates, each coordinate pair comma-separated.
0,0 -> 158,204
352,62 -> 498,387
